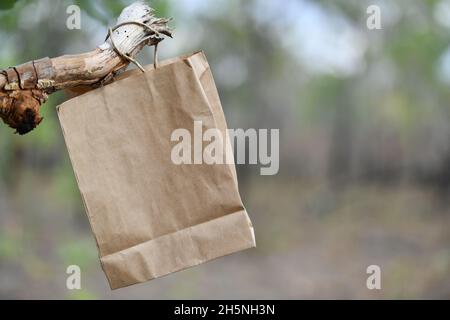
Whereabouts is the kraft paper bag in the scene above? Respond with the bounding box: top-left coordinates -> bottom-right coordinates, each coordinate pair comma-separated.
57,51 -> 256,289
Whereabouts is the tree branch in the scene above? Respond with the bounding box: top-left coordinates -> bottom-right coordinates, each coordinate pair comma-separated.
0,2 -> 172,135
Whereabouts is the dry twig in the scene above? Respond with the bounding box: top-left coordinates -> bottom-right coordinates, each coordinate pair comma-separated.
0,2 -> 172,135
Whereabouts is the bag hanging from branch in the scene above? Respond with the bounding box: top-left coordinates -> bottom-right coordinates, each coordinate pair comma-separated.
57,51 -> 256,289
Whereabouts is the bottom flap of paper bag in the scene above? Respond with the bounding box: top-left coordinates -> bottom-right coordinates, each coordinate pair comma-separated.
101,210 -> 255,289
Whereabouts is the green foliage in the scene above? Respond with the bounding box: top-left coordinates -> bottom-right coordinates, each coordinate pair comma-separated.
74,0 -> 109,25
0,0 -> 18,10
150,0 -> 170,17
73,0 -> 170,25
0,0 -> 27,31
0,232 -> 22,260
58,238 -> 98,270
67,290 -> 98,300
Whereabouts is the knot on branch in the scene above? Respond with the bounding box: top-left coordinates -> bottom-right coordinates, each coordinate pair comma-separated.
0,89 -> 47,135
0,58 -> 52,134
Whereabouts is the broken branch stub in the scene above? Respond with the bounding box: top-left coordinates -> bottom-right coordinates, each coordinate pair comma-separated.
0,2 -> 172,135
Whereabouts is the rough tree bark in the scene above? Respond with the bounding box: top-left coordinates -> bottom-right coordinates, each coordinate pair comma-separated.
0,2 -> 172,135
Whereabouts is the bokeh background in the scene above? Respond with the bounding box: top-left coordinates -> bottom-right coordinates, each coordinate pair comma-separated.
1,0 -> 450,299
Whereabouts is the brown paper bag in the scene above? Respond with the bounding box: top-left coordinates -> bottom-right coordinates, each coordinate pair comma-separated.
57,51 -> 256,289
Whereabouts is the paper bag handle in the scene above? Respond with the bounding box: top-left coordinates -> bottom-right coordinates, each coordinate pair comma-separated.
107,21 -> 161,73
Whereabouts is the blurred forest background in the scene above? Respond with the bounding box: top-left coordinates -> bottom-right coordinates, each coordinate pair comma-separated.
1,0 -> 450,299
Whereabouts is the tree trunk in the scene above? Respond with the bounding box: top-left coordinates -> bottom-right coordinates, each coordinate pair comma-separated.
0,2 -> 172,135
